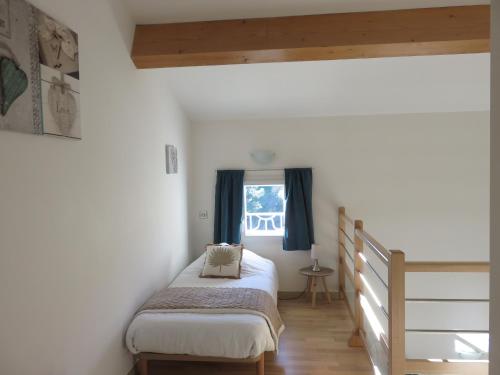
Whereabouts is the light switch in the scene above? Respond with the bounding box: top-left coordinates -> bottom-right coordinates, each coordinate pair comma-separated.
199,210 -> 208,220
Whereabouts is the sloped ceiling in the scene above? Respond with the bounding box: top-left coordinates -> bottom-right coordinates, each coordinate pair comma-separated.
124,1 -> 490,122
158,54 -> 489,122
125,0 -> 488,24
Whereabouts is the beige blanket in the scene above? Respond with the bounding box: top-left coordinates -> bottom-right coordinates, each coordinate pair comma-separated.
137,287 -> 284,348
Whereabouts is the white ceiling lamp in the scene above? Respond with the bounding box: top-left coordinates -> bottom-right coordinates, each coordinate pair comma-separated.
250,150 -> 276,165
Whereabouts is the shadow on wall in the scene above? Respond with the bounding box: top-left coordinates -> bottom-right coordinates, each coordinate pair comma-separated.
88,326 -> 132,375
107,0 -> 136,54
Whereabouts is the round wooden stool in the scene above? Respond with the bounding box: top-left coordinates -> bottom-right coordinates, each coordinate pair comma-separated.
299,266 -> 334,308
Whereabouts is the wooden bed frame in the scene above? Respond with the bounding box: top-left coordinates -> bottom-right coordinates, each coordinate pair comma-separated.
135,351 -> 270,375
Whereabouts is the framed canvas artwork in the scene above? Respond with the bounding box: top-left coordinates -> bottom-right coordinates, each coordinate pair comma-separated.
0,0 -> 81,139
166,145 -> 178,174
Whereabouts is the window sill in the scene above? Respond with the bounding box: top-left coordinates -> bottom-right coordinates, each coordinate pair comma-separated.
244,232 -> 284,238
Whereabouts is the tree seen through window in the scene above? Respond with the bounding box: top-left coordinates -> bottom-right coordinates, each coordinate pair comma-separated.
244,185 -> 285,236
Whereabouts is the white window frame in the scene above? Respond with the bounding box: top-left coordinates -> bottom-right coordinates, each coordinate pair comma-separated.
243,184 -> 285,237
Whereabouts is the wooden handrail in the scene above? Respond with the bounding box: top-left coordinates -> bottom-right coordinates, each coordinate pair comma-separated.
348,219 -> 365,348
338,207 -> 347,305
355,228 -> 390,265
405,262 -> 489,273
388,250 -> 406,375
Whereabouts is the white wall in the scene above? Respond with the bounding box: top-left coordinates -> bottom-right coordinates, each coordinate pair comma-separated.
190,112 -> 489,291
0,1 -> 191,375
491,0 -> 500,372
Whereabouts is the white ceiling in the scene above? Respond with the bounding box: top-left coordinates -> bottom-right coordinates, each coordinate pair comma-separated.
160,54 -> 490,123
125,0 -> 488,24
124,1 -> 490,123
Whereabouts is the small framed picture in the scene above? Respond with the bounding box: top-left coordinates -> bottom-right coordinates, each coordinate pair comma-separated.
166,145 -> 178,174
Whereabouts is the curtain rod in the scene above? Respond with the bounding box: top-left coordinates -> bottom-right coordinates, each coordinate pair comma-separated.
247,168 -> 285,172
216,168 -> 314,172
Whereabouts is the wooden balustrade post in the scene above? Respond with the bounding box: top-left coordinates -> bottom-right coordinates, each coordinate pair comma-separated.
338,207 -> 346,300
388,250 -> 406,375
348,219 -> 364,347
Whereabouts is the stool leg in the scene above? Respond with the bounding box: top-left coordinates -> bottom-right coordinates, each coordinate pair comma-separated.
321,277 -> 332,303
312,276 -> 317,308
306,276 -> 312,300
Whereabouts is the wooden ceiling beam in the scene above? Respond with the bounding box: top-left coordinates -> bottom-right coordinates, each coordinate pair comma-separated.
131,5 -> 490,69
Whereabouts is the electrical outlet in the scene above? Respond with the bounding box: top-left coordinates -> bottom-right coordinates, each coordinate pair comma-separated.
199,210 -> 208,220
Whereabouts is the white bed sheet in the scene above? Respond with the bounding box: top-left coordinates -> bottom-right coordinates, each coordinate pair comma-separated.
126,249 -> 280,359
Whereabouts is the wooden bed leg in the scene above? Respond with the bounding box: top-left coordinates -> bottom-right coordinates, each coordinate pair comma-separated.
256,353 -> 265,375
137,358 -> 148,375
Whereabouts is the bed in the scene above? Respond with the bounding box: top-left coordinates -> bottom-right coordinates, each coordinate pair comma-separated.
126,249 -> 283,375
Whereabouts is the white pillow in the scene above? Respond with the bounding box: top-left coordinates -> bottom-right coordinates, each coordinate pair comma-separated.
200,244 -> 243,279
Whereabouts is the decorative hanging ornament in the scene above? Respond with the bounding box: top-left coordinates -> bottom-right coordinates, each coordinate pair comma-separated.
48,75 -> 77,136
39,15 -> 78,61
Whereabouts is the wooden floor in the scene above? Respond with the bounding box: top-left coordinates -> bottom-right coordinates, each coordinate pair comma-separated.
148,297 -> 374,375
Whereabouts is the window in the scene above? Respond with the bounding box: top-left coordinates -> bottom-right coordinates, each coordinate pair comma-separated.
244,184 -> 285,237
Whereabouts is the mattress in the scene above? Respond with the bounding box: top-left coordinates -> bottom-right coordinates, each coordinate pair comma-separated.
125,249 -> 280,359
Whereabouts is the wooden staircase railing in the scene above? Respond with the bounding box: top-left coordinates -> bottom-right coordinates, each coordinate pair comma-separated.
338,207 -> 489,375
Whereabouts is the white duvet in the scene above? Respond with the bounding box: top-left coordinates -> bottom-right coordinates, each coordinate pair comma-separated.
125,249 -> 280,359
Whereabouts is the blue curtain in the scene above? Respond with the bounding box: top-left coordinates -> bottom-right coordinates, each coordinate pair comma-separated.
283,168 -> 315,250
214,170 -> 245,244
